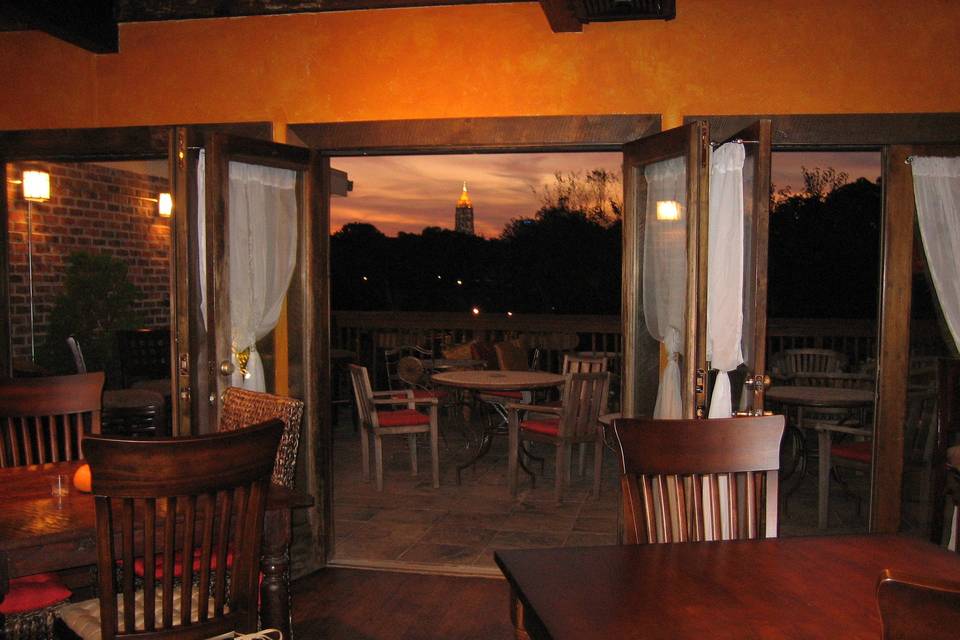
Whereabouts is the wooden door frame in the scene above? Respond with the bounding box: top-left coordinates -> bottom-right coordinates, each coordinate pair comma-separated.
688,113 -> 960,533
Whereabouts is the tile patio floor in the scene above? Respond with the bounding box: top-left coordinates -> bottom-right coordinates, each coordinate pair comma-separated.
329,407 -> 913,576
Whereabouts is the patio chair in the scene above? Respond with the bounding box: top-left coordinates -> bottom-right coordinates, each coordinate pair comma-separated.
59,420 -> 282,639
779,348 -> 848,376
383,344 -> 432,391
613,415 -> 785,543
507,371 -> 610,502
0,372 -> 104,639
348,364 -> 439,491
877,569 -> 960,639
218,387 -> 304,489
815,389 -> 937,528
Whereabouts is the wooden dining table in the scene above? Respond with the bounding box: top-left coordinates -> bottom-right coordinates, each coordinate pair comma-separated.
0,460 -> 312,639
495,534 -> 960,640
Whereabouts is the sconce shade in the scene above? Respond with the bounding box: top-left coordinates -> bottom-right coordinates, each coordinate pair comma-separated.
157,192 -> 173,217
23,170 -> 50,202
656,200 -> 681,221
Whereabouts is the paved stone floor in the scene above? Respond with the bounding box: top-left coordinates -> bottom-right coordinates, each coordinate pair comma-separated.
330,408 -> 930,575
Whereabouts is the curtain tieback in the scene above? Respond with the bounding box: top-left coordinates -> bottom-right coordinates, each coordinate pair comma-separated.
232,344 -> 257,380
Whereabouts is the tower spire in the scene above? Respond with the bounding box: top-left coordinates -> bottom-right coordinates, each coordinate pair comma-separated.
454,181 -> 475,234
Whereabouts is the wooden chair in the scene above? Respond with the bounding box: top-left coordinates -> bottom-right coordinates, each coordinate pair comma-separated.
58,420 -> 283,640
562,353 -> 608,374
0,372 -> 104,468
815,389 -> 937,528
507,371 -> 610,502
614,415 -> 785,543
218,387 -> 304,489
0,372 -> 104,638
877,569 -> 960,640
348,364 -> 439,491
779,348 -> 848,375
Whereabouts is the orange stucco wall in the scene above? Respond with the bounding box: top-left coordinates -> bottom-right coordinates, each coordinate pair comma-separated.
0,0 -> 958,133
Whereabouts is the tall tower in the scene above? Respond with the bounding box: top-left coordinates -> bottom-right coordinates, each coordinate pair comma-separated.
454,182 -> 475,235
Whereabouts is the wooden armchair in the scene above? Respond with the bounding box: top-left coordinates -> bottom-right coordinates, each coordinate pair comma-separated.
348,364 -> 439,491
507,371 -> 610,502
0,372 -> 104,638
614,415 -> 785,543
59,420 -> 283,639
218,387 -> 304,489
877,569 -> 960,639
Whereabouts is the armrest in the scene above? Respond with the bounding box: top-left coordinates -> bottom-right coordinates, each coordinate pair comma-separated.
373,396 -> 439,407
506,403 -> 562,414
372,389 -> 403,397
811,422 -> 872,437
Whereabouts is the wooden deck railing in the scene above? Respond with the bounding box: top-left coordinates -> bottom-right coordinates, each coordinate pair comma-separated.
332,312 -> 946,378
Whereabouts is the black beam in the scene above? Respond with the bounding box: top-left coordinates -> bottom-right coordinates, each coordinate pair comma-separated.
1,0 -> 117,53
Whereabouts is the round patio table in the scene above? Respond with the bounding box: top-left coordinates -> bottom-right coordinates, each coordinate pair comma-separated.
431,370 -> 565,483
767,385 -> 875,497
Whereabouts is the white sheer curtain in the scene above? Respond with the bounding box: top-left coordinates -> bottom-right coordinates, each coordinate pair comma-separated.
707,143 -> 746,418
643,157 -> 687,419
912,156 -> 960,350
228,161 -> 298,391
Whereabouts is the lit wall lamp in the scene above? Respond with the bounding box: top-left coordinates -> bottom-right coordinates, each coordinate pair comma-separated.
157,192 -> 173,217
656,200 -> 681,221
22,170 -> 50,361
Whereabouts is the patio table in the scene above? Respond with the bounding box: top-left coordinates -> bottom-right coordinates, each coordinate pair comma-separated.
0,460 -> 312,639
431,370 -> 564,483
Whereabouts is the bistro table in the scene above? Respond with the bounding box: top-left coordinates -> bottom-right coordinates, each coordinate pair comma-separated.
767,385 -> 875,479
0,460 -> 312,639
431,370 -> 565,483
495,534 -> 960,640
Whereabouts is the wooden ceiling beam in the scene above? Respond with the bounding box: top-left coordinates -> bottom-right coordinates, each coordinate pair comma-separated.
539,0 -> 583,32
0,0 -> 117,53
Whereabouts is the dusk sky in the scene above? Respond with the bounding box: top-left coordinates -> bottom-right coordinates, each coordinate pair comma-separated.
330,151 -> 881,237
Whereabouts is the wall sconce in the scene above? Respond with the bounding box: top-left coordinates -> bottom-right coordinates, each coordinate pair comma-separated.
656,200 -> 681,221
23,170 -> 50,202
157,192 -> 173,217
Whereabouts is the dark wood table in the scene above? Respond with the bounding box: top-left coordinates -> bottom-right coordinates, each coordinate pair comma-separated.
495,535 -> 960,640
0,460 -> 312,639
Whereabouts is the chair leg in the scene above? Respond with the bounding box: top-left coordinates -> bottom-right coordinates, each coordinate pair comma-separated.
360,425 -> 370,483
817,429 -> 831,529
593,437 -> 603,499
409,434 -> 419,476
564,445 -> 573,486
430,408 -> 440,489
555,444 -> 565,503
374,434 -> 384,492
508,409 -> 519,497
578,442 -> 587,478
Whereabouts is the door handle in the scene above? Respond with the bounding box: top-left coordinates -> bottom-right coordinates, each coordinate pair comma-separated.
219,360 -> 235,376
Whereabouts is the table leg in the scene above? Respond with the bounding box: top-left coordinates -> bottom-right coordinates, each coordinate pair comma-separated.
261,508 -> 292,638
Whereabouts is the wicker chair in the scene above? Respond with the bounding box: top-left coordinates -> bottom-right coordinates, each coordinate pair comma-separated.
218,387 -> 304,489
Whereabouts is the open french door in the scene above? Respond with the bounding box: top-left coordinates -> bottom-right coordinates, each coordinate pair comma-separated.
621,120 -> 772,419
169,129 -> 330,569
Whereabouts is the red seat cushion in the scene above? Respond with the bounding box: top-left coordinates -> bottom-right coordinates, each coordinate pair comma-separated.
0,573 -> 71,614
520,418 -> 560,436
831,440 -> 872,464
133,548 -> 234,579
376,408 -> 430,427
482,390 -> 524,400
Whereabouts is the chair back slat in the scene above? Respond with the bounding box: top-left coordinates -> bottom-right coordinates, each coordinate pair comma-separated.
0,373 -> 104,468
562,354 -> 608,374
83,420 -> 281,639
780,348 -> 848,375
615,416 -> 784,544
349,365 -> 379,429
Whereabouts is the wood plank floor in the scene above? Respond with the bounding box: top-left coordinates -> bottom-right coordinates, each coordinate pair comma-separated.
291,568 -> 515,639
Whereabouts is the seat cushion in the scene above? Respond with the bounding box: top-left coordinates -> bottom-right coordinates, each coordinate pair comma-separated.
0,573 -> 71,614
376,408 -> 430,427
520,418 -> 560,436
832,440 -> 872,464
133,548 -> 234,579
60,586 -> 231,640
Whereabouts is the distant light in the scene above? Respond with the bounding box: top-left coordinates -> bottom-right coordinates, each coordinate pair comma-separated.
506,311 -> 513,317
157,192 -> 173,217
436,275 -> 442,280
656,200 -> 681,221
472,307 -> 480,315
456,279 -> 463,286
23,170 -> 50,202
362,276 -> 368,282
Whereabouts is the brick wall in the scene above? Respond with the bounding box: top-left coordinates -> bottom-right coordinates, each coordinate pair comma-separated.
7,161 -> 171,363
